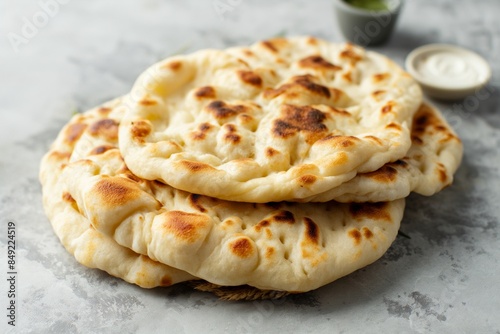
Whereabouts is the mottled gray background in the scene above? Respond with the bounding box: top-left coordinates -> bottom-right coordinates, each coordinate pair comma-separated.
1,0 -> 499,333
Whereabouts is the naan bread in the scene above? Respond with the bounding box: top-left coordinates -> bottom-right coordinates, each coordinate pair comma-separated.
61,148 -> 405,292
39,99 -> 196,288
304,102 -> 463,202
119,36 -> 422,202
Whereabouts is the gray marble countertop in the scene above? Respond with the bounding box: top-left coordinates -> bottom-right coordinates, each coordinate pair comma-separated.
1,0 -> 499,333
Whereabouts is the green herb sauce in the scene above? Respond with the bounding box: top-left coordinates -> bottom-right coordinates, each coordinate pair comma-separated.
344,0 -> 390,11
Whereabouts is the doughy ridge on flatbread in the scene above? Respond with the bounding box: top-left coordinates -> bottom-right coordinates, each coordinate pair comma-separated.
303,102 -> 463,202
39,98 -> 196,288
119,36 -> 422,202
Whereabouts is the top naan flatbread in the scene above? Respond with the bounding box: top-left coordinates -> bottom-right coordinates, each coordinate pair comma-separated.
119,36 -> 422,202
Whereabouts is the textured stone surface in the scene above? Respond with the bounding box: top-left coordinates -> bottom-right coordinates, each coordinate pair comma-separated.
1,0 -> 499,333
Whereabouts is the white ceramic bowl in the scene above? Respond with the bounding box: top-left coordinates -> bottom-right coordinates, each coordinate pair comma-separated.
405,44 -> 491,100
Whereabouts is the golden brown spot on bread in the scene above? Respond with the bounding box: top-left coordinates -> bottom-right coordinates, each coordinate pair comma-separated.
265,229 -> 273,238
437,163 -> 448,183
94,177 -> 142,207
48,151 -> 71,162
307,36 -> 318,45
253,210 -> 295,232
327,106 -> 352,116
243,49 -> 255,57
191,122 -> 213,141
261,40 -> 278,53
271,210 -> 295,224
329,152 -> 349,166
167,61 -> 182,71
163,211 -> 209,243
412,105 -> 459,146
373,72 -> 390,83
304,217 -> 319,245
179,160 -> 216,172
342,71 -> 352,82
188,194 -> 207,213
130,121 -> 151,140
265,147 -> 279,157
89,119 -> 119,140
386,122 -> 402,131
62,192 -> 75,203
318,135 -> 360,148
413,113 -> 430,135
299,174 -> 317,186
225,124 -> 236,132
292,75 -> 331,98
237,113 -> 255,125
65,123 -> 87,144
238,71 -> 263,87
372,90 -> 386,100
224,219 -> 234,227
98,107 -> 112,114
381,101 -> 396,114
298,55 -> 342,71
139,99 -> 158,106
364,135 -> 383,145
439,132 -> 460,144
348,229 -> 362,245
364,165 -> 398,183
223,123 -> 241,144
329,88 -> 349,103
340,49 -> 363,63
265,247 -> 275,259
229,237 -> 254,258
255,219 -> 270,232
160,275 -> 173,287
362,227 -> 374,239
263,75 -> 331,99
205,101 -> 249,120
275,58 -> 288,65
272,105 -> 328,144
89,145 -> 115,155
349,202 -> 391,222
195,86 -> 216,99
224,133 -> 241,144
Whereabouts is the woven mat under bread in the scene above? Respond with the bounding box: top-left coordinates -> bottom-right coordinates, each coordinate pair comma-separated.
189,281 -> 291,301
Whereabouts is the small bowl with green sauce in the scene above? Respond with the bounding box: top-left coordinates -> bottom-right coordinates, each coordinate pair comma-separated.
333,0 -> 402,46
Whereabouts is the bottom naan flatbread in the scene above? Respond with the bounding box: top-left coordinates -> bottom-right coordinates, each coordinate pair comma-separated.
65,152 -> 403,291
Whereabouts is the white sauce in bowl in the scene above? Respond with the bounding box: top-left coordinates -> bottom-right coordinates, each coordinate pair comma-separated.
414,50 -> 487,89
406,44 -> 491,93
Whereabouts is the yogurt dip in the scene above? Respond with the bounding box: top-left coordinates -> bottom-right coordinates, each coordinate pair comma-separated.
406,44 -> 491,100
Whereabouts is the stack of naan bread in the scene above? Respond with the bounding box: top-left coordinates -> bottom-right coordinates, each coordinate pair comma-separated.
40,37 -> 463,300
